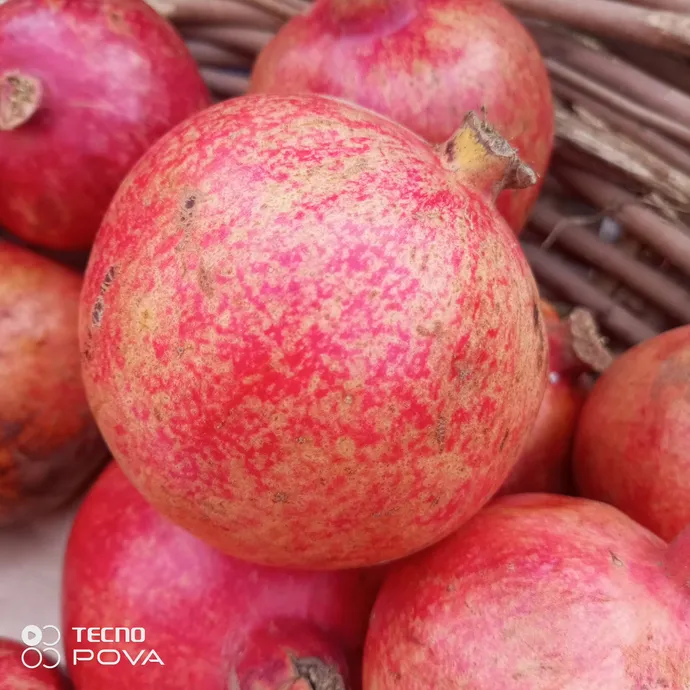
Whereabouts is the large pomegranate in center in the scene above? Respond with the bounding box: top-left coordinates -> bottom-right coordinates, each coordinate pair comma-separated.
80,94 -> 547,569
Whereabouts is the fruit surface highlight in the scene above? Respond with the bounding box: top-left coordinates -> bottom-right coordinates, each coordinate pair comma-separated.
575,325 -> 690,541
80,94 -> 547,569
0,0 -> 211,250
0,242 -> 108,525
499,302 -> 611,496
63,463 -> 381,690
249,0 -> 554,233
364,494 -> 690,690
0,638 -> 68,690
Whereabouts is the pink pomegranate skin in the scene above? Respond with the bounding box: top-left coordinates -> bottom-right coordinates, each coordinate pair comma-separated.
79,94 -> 547,569
0,638 -> 69,690
499,301 -> 586,495
0,0 -> 211,251
249,0 -> 554,234
63,463 -> 381,690
575,326 -> 690,542
0,241 -> 108,525
363,494 -> 690,690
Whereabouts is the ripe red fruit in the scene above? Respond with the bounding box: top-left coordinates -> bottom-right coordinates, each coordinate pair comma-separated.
574,325 -> 690,541
79,94 -> 547,569
0,0 -> 211,251
0,242 -> 107,525
63,463 -> 383,690
249,0 -> 554,234
363,494 -> 690,690
0,638 -> 69,690
499,301 -> 612,496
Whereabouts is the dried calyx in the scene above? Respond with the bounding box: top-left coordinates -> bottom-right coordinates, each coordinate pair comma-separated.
440,111 -> 537,200
0,71 -> 42,131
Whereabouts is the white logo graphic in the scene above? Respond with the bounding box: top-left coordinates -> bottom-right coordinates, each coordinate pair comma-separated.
20,625 -> 61,669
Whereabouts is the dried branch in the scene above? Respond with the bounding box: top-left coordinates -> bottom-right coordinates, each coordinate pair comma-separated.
605,40 -> 690,92
200,68 -> 251,97
554,101 -> 690,206
551,81 -> 690,176
181,26 -> 274,55
242,0 -> 309,19
621,0 -> 690,11
550,62 -> 690,146
148,0 -> 283,27
186,41 -> 253,69
533,28 -> 690,132
554,165 -> 690,276
503,0 -> 690,56
522,242 -> 660,344
531,199 -> 690,322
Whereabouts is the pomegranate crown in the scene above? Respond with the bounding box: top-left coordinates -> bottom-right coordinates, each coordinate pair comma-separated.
439,110 -> 537,200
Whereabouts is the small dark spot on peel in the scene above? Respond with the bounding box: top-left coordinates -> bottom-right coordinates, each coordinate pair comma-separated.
499,430 -> 509,450
92,296 -> 105,328
435,416 -> 447,448
100,265 -> 118,294
185,196 -> 196,209
610,551 -> 624,567
273,492 -> 288,504
532,302 -> 540,330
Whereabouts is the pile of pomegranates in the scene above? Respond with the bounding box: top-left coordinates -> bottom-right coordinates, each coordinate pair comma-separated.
2,0 -> 690,688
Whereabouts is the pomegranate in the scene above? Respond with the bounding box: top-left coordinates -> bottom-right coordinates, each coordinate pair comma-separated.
363,494 -> 690,690
498,301 -> 612,496
0,242 -> 108,525
0,0 -> 211,251
574,325 -> 690,541
79,94 -> 547,569
0,638 -> 69,690
63,462 -> 383,690
249,0 -> 554,234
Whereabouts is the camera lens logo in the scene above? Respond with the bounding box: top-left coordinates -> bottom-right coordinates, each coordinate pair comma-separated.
21,625 -> 61,669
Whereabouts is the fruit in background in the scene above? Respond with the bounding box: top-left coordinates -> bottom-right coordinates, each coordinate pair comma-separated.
79,94 -> 547,569
0,0 -> 211,251
0,638 -> 69,690
499,301 -> 612,496
63,463 -> 383,690
249,0 -> 554,234
0,242 -> 108,525
574,325 -> 690,541
363,494 -> 690,690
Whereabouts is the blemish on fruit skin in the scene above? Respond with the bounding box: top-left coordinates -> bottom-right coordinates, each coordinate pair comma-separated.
91,296 -> 105,327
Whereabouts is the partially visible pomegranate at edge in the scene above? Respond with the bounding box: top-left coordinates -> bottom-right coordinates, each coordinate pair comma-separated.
79,94 -> 547,570
249,0 -> 554,234
498,301 -> 612,496
0,638 -> 70,690
0,0 -> 211,251
63,463 -> 383,690
363,493 -> 690,690
574,325 -> 690,542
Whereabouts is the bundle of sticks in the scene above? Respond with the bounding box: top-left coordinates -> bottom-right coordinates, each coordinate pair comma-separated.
150,0 -> 690,351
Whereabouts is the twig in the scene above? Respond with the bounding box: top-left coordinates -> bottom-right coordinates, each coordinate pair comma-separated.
242,0 -> 309,19
503,0 -> 690,56
186,41 -> 253,69
605,40 -> 690,92
533,28 -> 690,132
181,26 -> 274,55
522,242 -> 660,344
550,62 -> 690,146
551,81 -> 690,176
554,101 -> 690,206
531,199 -> 690,322
621,0 -> 690,11
148,0 -> 283,27
200,68 -> 251,97
554,165 -> 690,276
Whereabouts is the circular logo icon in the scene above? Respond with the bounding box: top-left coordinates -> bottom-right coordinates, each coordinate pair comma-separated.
21,625 -> 43,647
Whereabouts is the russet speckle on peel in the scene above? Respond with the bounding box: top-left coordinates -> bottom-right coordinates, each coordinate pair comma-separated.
80,94 -> 547,569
